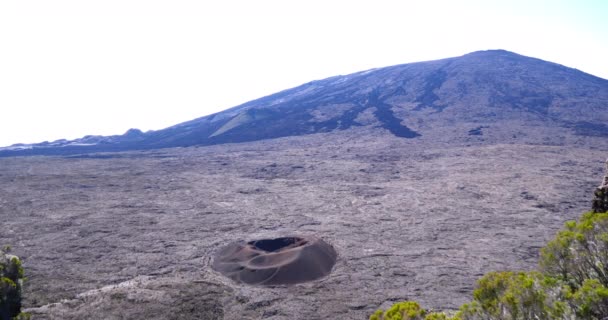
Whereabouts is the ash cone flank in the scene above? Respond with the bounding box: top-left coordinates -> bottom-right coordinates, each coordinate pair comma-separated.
592,159 -> 608,213
212,236 -> 337,286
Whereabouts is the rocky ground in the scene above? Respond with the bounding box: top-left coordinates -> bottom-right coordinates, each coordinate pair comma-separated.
1,128 -> 607,319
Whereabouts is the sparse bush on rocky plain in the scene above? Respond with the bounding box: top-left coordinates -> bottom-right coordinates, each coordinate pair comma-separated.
372,180 -> 608,320
0,246 -> 29,320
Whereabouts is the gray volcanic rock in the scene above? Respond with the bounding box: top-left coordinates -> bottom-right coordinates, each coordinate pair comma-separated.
2,131 -> 608,319
26,276 -> 229,320
1,50 -> 607,156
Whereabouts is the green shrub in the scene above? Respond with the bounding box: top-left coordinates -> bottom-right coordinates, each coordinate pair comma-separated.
424,312 -> 449,320
457,271 -> 569,319
540,212 -> 608,289
570,279 -> 608,318
370,301 -> 455,320
0,247 -> 25,320
370,301 -> 426,320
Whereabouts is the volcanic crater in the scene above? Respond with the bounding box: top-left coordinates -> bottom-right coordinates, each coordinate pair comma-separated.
212,236 -> 337,286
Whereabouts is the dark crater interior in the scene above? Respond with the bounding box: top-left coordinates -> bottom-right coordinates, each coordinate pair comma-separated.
248,237 -> 307,253
212,236 -> 337,286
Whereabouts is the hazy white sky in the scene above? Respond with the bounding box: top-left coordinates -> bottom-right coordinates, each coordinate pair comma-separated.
0,0 -> 606,147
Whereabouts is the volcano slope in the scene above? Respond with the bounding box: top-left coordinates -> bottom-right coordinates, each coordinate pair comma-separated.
2,50 -> 607,156
0,50 -> 608,319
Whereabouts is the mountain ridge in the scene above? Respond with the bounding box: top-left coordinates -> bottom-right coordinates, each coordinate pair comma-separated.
2,49 -> 607,156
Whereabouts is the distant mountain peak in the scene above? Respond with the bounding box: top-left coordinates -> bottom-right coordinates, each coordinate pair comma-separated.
465,49 -> 517,55
1,50 -> 607,157
123,128 -> 144,137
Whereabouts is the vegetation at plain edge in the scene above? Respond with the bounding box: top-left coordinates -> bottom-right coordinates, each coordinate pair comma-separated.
0,246 -> 30,320
371,187 -> 608,319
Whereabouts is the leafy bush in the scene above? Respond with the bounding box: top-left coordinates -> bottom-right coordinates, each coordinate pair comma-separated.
0,247 -> 27,320
570,278 -> 608,318
370,301 -> 451,320
455,271 -> 569,319
540,212 -> 608,289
